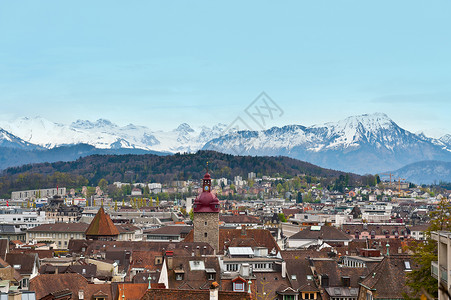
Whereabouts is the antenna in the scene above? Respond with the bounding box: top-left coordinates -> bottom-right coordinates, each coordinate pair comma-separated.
206,161 -> 209,173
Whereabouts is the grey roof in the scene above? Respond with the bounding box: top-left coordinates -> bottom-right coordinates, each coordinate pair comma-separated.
228,247 -> 254,256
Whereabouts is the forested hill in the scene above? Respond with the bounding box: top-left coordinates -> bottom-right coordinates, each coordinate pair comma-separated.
0,151 -> 369,198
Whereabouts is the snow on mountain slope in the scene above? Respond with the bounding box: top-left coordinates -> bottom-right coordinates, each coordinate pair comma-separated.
203,113 -> 451,174
0,128 -> 43,150
1,113 -> 450,174
0,117 -> 226,153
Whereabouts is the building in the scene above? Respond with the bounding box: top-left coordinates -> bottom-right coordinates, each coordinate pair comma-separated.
11,188 -> 66,201
85,207 -> 120,241
39,195 -> 82,223
26,223 -> 89,248
144,225 -> 192,242
193,172 -> 220,254
432,231 -> 451,300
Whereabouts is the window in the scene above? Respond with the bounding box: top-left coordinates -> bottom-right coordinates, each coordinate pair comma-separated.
205,221 -> 207,226
233,282 -> 244,292
284,296 -> 295,300
208,273 -> 215,280
204,232 -> 208,238
226,264 -> 239,272
291,275 -> 297,280
176,274 -> 184,280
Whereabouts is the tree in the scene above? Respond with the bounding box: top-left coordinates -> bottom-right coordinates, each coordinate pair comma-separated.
276,183 -> 283,194
406,198 -> 451,299
278,213 -> 287,222
98,178 -> 108,191
296,192 -> 303,203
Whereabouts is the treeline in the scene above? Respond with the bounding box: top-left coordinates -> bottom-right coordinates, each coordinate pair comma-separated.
0,150 -> 365,198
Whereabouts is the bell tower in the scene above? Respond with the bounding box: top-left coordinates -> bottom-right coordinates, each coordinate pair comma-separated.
193,168 -> 220,253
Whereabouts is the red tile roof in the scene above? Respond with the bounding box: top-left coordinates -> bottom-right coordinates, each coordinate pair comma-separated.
85,207 -> 120,237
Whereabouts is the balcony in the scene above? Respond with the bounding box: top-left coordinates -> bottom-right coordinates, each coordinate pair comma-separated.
431,261 -> 438,280
440,266 -> 448,283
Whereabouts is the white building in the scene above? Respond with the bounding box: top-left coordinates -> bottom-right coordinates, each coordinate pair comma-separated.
432,231 -> 451,300
11,187 -> 66,200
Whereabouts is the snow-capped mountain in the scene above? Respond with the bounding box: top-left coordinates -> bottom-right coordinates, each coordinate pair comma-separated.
0,113 -> 450,174
0,117 -> 226,153
0,128 -> 43,150
203,113 -> 451,174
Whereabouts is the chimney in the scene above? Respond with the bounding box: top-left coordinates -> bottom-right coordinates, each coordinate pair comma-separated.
281,261 -> 286,278
209,282 -> 219,300
166,251 -> 174,270
78,290 -> 84,300
240,263 -> 250,277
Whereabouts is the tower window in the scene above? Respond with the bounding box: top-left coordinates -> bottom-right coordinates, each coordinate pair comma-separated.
204,232 -> 208,238
205,221 -> 207,226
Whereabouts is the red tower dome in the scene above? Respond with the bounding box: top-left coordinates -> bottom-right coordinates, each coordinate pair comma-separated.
193,172 -> 220,212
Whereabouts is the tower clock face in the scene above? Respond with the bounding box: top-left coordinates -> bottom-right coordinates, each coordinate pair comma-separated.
204,185 -> 210,191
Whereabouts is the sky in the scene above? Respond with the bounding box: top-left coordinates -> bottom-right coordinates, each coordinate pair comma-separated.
0,1 -> 450,137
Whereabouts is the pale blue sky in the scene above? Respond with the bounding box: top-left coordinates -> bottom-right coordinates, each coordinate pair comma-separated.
0,1 -> 450,136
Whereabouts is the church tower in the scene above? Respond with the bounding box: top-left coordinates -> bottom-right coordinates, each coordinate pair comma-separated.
193,171 -> 220,253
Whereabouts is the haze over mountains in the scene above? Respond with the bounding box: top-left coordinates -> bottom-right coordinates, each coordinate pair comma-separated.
0,113 -> 450,183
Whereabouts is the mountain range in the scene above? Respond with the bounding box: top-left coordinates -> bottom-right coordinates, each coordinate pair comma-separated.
0,113 -> 450,183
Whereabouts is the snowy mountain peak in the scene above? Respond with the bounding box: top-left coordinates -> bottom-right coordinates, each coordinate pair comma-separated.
95,119 -> 116,128
71,119 -> 95,129
175,123 -> 194,133
330,112 -> 395,132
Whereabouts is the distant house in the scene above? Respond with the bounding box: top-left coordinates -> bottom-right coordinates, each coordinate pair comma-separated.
131,188 -> 142,196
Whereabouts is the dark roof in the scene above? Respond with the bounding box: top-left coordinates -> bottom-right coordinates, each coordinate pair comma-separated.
5,252 -> 38,275
85,207 -> 120,236
409,224 -> 429,231
0,224 -> 17,234
184,228 -> 280,255
341,224 -> 409,236
312,259 -> 370,288
289,226 -> 351,241
30,273 -> 112,300
219,215 -> 260,224
284,258 -> 318,291
10,249 -> 55,259
116,223 -> 140,234
28,223 -> 89,233
167,256 -> 221,289
359,254 -> 413,298
141,288 -> 252,300
0,238 -> 8,260
144,225 -> 193,236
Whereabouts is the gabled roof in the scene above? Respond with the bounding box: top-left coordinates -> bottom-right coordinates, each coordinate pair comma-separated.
359,254 -> 413,298
5,252 -> 38,275
85,207 -> 119,237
